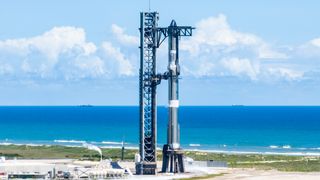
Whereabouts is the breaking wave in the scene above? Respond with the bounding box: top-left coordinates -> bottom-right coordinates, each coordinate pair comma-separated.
269,145 -> 292,149
53,140 -> 86,144
189,144 -> 201,147
101,141 -> 124,145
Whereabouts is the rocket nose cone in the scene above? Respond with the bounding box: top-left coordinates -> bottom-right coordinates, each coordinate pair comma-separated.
170,20 -> 177,27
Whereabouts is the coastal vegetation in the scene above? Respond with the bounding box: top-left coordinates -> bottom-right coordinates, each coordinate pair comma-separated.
0,145 -> 319,172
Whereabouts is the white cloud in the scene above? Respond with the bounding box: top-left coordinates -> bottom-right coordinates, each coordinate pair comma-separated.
0,26 -> 136,80
182,60 -> 215,77
0,19 -> 317,83
221,58 -> 259,80
297,37 -> 320,58
111,24 -> 139,46
181,14 -> 286,59
267,68 -> 304,81
101,41 -> 134,76
257,44 -> 288,59
310,38 -> 320,47
0,26 -> 102,79
74,56 -> 105,77
179,14 -> 295,81
188,14 -> 257,48
57,55 -> 107,81
0,27 -> 97,59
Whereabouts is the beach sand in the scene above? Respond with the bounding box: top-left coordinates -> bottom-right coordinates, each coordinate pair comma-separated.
119,161 -> 320,180
211,168 -> 320,180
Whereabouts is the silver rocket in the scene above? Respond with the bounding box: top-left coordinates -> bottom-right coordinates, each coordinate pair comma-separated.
162,19 -> 193,173
167,20 -> 180,150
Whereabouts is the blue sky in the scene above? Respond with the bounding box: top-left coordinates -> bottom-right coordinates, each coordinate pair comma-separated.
0,0 -> 320,105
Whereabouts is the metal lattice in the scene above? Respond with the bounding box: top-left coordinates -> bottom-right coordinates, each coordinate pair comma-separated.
138,12 -> 158,174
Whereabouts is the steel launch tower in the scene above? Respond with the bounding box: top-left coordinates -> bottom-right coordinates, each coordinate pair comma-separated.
137,12 -> 159,175
137,12 -> 193,175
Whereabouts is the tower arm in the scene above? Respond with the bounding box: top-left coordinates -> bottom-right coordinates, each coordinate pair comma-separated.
151,72 -> 170,86
156,27 -> 194,47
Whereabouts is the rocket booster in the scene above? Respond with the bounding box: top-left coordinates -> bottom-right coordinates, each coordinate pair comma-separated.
161,19 -> 193,174
167,20 -> 180,150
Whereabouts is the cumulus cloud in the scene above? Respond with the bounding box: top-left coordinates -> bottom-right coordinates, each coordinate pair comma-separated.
181,14 -> 286,59
0,27 -> 97,59
296,37 -> 320,58
182,60 -> 215,77
101,41 -> 134,76
0,17 -> 318,83
178,14 -> 301,81
266,67 -> 304,81
221,58 -> 259,80
0,26 -> 135,81
309,38 -> 320,47
0,26 -> 103,79
111,24 -> 139,46
58,55 -> 107,80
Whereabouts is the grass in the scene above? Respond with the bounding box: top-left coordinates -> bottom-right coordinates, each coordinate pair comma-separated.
0,145 -> 320,172
0,145 -> 137,161
184,151 -> 320,172
232,159 -> 320,172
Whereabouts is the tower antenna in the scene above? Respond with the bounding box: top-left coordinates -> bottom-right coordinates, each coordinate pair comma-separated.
148,0 -> 151,12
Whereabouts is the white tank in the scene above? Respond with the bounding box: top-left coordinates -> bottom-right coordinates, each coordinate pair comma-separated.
134,153 -> 141,163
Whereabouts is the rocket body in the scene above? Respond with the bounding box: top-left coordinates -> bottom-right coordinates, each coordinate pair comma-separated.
162,19 -> 192,173
167,21 -> 180,150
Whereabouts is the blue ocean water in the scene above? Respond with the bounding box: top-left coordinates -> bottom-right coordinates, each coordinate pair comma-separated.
0,106 -> 320,156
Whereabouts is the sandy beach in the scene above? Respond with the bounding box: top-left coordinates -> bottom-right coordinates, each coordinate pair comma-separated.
118,161 -> 320,180
211,168 -> 320,180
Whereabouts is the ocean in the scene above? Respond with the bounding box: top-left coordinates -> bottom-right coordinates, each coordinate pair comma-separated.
0,106 -> 320,156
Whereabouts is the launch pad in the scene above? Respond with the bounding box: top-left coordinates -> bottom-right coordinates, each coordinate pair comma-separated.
136,12 -> 194,175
